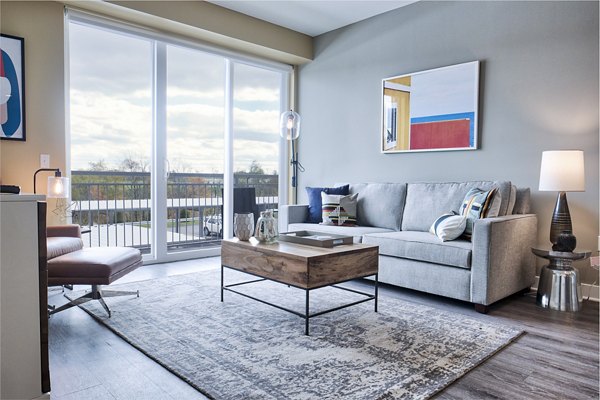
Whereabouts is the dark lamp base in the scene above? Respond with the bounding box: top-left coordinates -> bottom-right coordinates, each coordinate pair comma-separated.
553,231 -> 577,252
550,192 -> 573,249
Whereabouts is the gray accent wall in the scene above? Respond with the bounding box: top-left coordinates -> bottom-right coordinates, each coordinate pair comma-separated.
298,1 -> 599,283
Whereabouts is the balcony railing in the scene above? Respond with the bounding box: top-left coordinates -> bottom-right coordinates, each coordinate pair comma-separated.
70,171 -> 278,253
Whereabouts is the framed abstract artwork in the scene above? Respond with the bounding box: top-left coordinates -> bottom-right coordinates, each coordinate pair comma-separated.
381,61 -> 479,153
1,34 -> 26,141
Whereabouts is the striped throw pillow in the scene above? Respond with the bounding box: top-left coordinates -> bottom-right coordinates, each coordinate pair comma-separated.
321,192 -> 358,226
429,212 -> 467,241
459,187 -> 498,239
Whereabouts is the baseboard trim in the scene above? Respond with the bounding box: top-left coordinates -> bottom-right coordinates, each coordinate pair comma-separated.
531,276 -> 599,302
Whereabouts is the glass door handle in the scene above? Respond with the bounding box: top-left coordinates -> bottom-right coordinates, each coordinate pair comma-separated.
165,159 -> 171,180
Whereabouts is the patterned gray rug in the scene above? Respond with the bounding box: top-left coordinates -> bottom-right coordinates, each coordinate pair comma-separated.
74,269 -> 523,399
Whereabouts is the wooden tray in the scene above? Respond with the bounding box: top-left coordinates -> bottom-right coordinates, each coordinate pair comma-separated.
278,230 -> 353,248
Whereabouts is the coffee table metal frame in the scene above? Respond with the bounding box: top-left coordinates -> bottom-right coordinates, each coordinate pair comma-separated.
221,265 -> 378,335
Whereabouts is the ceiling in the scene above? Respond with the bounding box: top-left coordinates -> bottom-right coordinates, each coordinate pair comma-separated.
209,1 -> 418,37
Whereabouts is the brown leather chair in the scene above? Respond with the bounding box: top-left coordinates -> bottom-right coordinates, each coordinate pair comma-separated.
47,225 -> 142,317
47,225 -> 84,260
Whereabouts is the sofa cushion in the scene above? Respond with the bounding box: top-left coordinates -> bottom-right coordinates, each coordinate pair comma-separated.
513,188 -> 531,214
401,181 -> 512,232
507,184 -> 517,215
363,231 -> 473,269
321,193 -> 358,226
47,237 -> 84,260
287,223 -> 394,243
335,182 -> 406,230
306,185 -> 349,223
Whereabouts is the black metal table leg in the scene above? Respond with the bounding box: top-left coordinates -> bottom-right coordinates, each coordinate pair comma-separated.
305,289 -> 310,336
221,265 -> 224,302
220,265 -> 378,336
375,273 -> 379,313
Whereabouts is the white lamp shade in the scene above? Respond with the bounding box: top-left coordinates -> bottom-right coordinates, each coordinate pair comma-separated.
539,150 -> 585,192
47,176 -> 70,198
279,110 -> 300,140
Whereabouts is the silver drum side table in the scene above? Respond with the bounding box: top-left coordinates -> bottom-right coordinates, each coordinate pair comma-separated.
532,248 -> 591,312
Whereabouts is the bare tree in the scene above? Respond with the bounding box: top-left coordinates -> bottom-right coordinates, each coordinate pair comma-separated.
88,159 -> 108,171
119,154 -> 149,172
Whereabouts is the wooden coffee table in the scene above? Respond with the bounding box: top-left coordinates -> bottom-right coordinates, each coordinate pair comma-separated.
220,238 -> 379,335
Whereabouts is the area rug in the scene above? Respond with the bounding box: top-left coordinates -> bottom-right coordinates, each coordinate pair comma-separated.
73,269 -> 523,399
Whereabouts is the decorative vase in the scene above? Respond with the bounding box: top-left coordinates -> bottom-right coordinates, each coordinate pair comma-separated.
255,210 -> 278,243
233,212 -> 254,241
553,230 -> 577,252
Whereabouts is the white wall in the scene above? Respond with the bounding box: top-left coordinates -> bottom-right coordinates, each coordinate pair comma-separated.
298,1 -> 599,283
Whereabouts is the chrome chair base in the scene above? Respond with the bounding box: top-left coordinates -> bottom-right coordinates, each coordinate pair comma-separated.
536,265 -> 582,312
49,284 -> 139,318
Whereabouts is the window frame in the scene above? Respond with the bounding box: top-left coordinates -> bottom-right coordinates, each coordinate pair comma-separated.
66,9 -> 292,263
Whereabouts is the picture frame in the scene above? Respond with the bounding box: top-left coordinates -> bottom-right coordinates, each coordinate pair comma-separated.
381,61 -> 479,153
1,34 -> 26,141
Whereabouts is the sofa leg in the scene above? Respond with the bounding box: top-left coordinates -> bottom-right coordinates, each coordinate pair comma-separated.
474,304 -> 489,314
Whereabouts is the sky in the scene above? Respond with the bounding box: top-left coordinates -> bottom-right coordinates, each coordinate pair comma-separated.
409,62 -> 478,118
69,22 -> 282,175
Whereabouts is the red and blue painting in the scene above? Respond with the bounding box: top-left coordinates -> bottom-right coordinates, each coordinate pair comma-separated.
382,61 -> 479,153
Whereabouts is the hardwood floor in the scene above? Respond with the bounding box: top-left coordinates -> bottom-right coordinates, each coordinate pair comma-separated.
48,257 -> 599,400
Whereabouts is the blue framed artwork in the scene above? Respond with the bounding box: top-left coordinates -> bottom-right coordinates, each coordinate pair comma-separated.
1,34 -> 26,141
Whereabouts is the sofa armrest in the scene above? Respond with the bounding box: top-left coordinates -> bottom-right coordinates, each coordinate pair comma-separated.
470,214 -> 537,305
279,204 -> 309,232
47,224 -> 82,238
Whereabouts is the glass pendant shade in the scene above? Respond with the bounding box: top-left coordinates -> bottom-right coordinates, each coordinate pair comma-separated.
47,176 -> 70,198
280,110 -> 301,140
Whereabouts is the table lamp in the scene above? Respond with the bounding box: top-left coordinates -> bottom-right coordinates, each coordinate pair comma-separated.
539,150 -> 585,251
33,168 -> 70,198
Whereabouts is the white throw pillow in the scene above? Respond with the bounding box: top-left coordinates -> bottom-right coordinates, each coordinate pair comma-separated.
429,212 -> 467,241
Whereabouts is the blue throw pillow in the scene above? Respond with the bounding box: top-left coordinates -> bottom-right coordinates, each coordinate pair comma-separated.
306,185 -> 349,223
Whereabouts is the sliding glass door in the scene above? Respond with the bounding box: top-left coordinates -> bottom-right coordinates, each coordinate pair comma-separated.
68,21 -> 154,254
68,13 -> 290,263
232,64 -> 284,231
165,45 -> 225,254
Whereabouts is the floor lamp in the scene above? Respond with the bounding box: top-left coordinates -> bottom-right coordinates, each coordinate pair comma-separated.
280,110 -> 304,203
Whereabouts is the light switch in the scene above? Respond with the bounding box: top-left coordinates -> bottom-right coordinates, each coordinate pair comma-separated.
40,154 -> 50,169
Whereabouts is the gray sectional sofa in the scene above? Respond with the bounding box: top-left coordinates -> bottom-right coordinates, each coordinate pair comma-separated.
279,181 -> 537,313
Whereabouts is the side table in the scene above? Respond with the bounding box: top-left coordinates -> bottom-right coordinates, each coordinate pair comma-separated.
532,248 -> 591,312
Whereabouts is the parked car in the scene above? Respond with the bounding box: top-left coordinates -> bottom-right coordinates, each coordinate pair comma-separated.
204,215 -> 222,237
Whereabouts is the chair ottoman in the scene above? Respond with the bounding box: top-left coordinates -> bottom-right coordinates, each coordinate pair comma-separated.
48,247 -> 142,317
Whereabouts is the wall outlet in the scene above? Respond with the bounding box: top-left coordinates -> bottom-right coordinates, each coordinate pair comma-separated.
40,154 -> 50,169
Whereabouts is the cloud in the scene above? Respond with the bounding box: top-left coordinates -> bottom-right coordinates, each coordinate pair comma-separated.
167,87 -> 223,103
234,108 -> 280,136
234,87 -> 279,103
71,90 -> 281,174
69,21 -> 283,175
